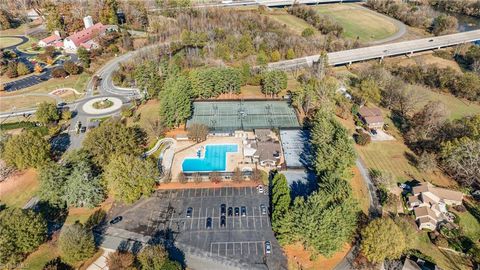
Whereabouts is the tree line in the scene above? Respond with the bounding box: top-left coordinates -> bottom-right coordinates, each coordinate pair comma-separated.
287,4 -> 344,37
430,0 -> 480,18
366,0 -> 458,36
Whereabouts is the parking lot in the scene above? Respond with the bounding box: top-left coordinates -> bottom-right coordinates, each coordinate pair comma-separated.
107,186 -> 287,269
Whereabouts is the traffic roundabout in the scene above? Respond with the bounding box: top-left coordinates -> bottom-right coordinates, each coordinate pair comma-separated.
81,97 -> 123,115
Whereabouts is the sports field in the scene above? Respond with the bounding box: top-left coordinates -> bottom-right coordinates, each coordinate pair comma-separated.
314,4 -> 398,43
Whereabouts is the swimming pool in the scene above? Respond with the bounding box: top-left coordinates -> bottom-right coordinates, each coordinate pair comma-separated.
182,144 -> 238,172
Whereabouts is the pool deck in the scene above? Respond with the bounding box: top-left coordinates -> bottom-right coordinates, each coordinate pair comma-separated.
171,137 -> 255,181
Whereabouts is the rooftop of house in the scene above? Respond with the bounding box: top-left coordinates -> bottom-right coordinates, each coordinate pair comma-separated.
65,22 -> 106,47
412,182 -> 463,202
256,141 -> 281,162
414,206 -> 438,220
40,34 -> 62,44
358,106 -> 384,124
254,129 -> 273,142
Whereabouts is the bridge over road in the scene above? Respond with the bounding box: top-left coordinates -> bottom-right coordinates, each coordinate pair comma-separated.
268,30 -> 480,70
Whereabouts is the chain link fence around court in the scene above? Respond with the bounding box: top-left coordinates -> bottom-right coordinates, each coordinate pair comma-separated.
186,101 -> 300,132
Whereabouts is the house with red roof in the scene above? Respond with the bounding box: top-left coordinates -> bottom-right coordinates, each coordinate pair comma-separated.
38,31 -> 62,47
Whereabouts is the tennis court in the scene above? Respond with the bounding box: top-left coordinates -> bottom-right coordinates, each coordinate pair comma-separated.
187,101 -> 300,132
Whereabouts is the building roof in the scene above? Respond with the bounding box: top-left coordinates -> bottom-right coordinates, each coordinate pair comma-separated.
418,216 -> 437,226
279,129 -> 310,169
358,106 -> 383,125
65,22 -> 106,47
255,129 -> 272,142
414,206 -> 438,220
53,41 -> 64,48
408,195 -> 421,204
40,34 -> 62,45
402,258 -> 422,270
256,141 -> 281,163
413,182 -> 463,202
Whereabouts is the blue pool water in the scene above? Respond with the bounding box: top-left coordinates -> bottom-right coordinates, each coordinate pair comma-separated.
182,144 -> 238,172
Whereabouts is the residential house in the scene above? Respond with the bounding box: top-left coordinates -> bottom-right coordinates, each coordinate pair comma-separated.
407,182 -> 463,230
358,106 -> 384,130
399,258 -> 442,270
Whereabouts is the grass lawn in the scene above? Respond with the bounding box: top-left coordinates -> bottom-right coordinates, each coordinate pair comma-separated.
350,166 -> 370,214
0,24 -> 30,36
0,37 -> 23,49
455,210 -> 480,243
0,169 -> 39,208
268,10 -> 317,35
414,85 -> 480,120
22,241 -> 60,270
413,230 -> 473,270
314,4 -> 398,43
0,95 -> 56,112
18,37 -> 44,54
127,99 -> 161,145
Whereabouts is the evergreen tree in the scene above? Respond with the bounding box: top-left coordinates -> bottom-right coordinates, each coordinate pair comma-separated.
311,110 -> 356,178
59,223 -> 96,264
38,162 -> 69,207
77,47 -> 90,68
261,70 -> 288,97
16,62 -> 30,76
159,75 -> 192,128
61,160 -> 104,208
271,174 -> 291,233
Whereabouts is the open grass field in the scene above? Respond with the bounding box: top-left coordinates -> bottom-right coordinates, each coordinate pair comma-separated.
268,10 -> 317,35
314,4 -> 398,43
0,95 -> 57,112
0,37 -> 23,49
0,169 -> 39,208
127,99 -> 161,146
355,140 -> 454,188
454,209 -> 480,244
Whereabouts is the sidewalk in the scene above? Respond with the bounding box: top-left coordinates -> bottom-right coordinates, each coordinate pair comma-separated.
86,248 -> 115,270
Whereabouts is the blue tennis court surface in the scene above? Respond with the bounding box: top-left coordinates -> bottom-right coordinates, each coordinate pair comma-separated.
182,144 -> 238,172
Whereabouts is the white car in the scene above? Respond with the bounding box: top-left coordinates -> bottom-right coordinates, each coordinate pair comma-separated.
265,241 -> 271,254
257,185 -> 264,194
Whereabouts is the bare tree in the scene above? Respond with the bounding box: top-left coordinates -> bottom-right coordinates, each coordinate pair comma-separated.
232,167 -> 243,182
187,123 -> 209,143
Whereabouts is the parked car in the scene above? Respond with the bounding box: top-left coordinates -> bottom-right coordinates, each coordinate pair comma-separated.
234,207 -> 240,216
257,185 -> 264,194
110,216 -> 123,225
220,216 -> 226,227
186,207 -> 193,218
265,241 -> 271,254
241,206 -> 246,217
228,207 -> 233,216
206,217 -> 212,229
399,183 -> 411,191
221,204 -> 226,216
260,204 -> 267,215
80,126 -> 87,133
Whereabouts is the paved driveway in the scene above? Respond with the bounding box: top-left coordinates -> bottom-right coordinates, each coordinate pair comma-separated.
104,187 -> 287,270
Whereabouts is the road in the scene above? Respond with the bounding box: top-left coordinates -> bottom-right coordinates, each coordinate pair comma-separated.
268,29 -> 480,70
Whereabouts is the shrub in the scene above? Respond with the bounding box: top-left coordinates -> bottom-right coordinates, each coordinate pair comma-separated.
433,236 -> 449,248
52,67 -> 67,78
17,62 -> 31,76
63,61 -> 80,75
355,132 -> 371,145
192,173 -> 202,183
178,173 -> 187,183
106,251 -> 135,270
58,224 -> 96,264
209,172 -> 222,183
301,27 -> 315,37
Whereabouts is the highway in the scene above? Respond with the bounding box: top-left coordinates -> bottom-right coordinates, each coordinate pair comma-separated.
268,29 -> 480,70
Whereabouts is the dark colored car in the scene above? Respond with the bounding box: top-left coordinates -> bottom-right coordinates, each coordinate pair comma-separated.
186,207 -> 193,218
220,216 -> 226,227
80,126 -> 87,133
221,204 -> 226,216
206,217 -> 212,229
241,206 -> 247,217
228,207 -> 233,216
110,216 -> 123,225
265,241 -> 271,254
234,207 -> 240,216
260,204 -> 267,215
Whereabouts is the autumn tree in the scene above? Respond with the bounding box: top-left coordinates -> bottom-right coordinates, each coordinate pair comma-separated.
137,245 -> 181,270
0,208 -> 47,266
2,131 -> 51,169
83,120 -> 146,167
64,60 -> 81,75
360,218 -> 407,263
432,14 -> 458,36
104,154 -> 159,203
16,62 -> 30,76
356,78 -> 381,105
440,137 -> 480,187
36,102 -> 60,125
106,251 -> 135,269
77,47 -> 91,68
187,123 -> 209,143
34,63 -> 43,73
